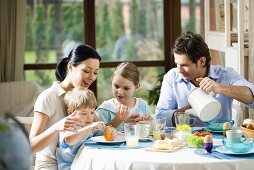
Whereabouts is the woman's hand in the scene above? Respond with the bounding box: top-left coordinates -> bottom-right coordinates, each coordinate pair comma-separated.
53,111 -> 83,132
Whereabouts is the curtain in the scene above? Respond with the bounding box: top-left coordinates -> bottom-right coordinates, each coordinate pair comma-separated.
249,0 -> 254,118
0,0 -> 25,82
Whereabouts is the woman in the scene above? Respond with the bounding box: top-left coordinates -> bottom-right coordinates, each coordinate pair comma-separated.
29,44 -> 101,170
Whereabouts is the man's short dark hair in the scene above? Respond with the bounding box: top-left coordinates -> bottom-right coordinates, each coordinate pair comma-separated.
172,31 -> 211,67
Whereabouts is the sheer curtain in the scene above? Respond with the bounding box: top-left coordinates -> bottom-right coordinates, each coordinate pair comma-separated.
0,0 -> 25,82
249,1 -> 254,118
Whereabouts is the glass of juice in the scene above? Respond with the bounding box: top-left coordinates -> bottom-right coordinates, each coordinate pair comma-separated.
124,123 -> 140,148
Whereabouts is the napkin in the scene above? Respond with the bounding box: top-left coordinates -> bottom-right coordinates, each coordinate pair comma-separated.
211,150 -> 254,159
195,146 -> 254,160
84,139 -> 153,150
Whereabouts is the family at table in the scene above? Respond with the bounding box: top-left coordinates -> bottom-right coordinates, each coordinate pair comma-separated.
28,31 -> 254,170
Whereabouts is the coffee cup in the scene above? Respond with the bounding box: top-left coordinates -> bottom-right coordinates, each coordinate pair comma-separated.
185,87 -> 221,122
226,129 -> 243,143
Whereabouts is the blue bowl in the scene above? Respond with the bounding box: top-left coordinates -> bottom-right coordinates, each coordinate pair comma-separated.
205,120 -> 234,131
222,138 -> 253,153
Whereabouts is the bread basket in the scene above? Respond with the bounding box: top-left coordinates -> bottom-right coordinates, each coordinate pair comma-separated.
240,125 -> 254,138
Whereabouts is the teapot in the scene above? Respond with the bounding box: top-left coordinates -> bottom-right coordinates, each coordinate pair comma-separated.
185,87 -> 221,122
0,112 -> 32,170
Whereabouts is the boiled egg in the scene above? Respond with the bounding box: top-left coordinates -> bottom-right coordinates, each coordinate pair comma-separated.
223,122 -> 231,130
204,134 -> 213,143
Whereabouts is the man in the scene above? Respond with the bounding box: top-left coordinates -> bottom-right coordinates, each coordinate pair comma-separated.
155,31 -> 254,127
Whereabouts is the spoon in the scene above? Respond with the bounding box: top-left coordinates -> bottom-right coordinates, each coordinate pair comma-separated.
195,148 -> 226,159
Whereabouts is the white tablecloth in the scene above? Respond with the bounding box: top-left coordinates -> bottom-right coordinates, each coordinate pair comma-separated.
71,142 -> 254,170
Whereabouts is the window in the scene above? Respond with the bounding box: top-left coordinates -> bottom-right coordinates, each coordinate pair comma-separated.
24,0 -> 84,87
24,0 -> 203,111
94,0 -> 164,111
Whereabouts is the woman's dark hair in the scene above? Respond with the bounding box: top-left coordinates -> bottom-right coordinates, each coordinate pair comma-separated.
55,44 -> 101,82
172,31 -> 211,67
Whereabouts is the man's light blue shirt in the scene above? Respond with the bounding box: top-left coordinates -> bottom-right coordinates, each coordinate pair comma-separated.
155,65 -> 254,127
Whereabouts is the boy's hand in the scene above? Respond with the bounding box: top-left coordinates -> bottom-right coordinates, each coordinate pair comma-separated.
90,121 -> 106,132
104,126 -> 118,141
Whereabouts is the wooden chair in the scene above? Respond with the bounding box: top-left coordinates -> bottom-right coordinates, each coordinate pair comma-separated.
15,116 -> 35,170
15,116 -> 34,134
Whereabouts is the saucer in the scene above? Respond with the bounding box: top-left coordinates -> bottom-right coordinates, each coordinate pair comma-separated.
216,146 -> 254,155
222,138 -> 253,153
139,137 -> 153,142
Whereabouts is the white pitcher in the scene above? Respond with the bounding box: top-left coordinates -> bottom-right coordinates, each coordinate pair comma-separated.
185,87 -> 221,122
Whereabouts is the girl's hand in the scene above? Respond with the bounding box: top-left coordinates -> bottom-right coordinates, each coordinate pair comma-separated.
53,111 -> 83,132
125,114 -> 142,123
142,115 -> 152,121
115,104 -> 130,122
89,121 -> 106,132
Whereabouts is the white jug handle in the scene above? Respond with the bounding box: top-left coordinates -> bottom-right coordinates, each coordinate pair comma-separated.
184,109 -> 196,127
189,117 -> 196,127
209,91 -> 215,97
185,109 -> 196,116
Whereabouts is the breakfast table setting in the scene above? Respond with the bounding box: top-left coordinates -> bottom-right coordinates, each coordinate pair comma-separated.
71,88 -> 254,170
71,123 -> 254,170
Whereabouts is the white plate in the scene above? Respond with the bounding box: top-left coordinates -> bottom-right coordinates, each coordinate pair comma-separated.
139,137 -> 153,142
145,144 -> 185,153
91,136 -> 125,144
215,146 -> 254,155
207,129 -> 223,133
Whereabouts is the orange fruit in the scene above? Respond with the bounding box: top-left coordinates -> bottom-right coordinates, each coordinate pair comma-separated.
103,127 -> 113,141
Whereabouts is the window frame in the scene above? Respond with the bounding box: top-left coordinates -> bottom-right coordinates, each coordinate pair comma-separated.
23,0 -> 184,97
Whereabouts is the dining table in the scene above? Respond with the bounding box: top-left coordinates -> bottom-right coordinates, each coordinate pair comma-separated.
71,130 -> 254,170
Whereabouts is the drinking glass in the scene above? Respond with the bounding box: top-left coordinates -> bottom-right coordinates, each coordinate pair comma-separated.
152,116 -> 166,140
124,123 -> 140,148
139,123 -> 151,139
175,112 -> 195,128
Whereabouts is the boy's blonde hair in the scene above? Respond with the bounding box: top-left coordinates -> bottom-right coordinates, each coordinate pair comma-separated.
64,87 -> 97,111
112,62 -> 140,86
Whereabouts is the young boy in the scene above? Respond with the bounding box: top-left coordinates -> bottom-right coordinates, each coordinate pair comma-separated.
56,87 -> 117,170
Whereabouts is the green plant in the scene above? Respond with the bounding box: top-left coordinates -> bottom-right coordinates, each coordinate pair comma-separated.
148,73 -> 164,105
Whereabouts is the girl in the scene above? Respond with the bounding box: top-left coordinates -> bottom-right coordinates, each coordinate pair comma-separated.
29,44 -> 101,170
56,87 -> 117,170
96,62 -> 151,131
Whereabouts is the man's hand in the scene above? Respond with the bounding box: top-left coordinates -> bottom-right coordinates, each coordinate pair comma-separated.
196,77 -> 220,94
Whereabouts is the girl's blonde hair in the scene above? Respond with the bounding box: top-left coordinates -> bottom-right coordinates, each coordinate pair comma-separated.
112,62 -> 140,86
64,87 -> 97,111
